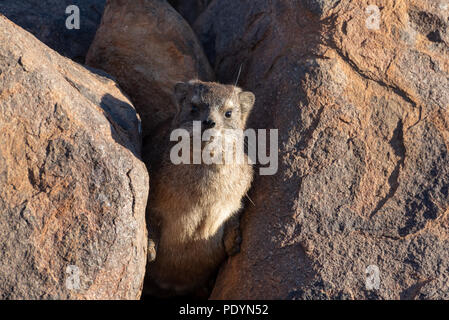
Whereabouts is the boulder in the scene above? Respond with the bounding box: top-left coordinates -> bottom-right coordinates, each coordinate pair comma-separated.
194,0 -> 449,299
86,0 -> 214,138
0,0 -> 106,63
0,16 -> 148,299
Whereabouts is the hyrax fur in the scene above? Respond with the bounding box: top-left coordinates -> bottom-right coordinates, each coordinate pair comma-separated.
145,80 -> 255,295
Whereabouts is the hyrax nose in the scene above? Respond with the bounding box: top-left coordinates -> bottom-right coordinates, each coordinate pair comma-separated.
202,119 -> 216,128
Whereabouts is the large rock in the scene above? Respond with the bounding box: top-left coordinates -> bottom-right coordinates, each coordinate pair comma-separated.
86,0 -> 214,138
0,16 -> 148,299
0,0 -> 106,63
194,0 -> 449,299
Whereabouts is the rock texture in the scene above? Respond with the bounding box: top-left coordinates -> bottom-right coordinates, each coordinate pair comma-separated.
0,16 -> 148,299
194,0 -> 449,299
86,0 -> 214,138
0,0 -> 106,63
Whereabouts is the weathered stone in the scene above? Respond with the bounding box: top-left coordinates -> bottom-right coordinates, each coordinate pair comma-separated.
86,0 -> 214,138
0,16 -> 149,300
194,0 -> 449,299
0,0 -> 106,63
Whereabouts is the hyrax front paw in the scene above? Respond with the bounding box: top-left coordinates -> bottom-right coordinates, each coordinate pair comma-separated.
148,238 -> 157,262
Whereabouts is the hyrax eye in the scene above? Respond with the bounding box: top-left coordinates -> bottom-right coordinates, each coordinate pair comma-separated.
225,110 -> 232,118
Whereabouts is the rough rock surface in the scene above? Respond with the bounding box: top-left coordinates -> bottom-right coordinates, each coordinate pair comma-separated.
194,0 -> 449,299
0,16 -> 148,299
0,0 -> 106,63
86,0 -> 214,138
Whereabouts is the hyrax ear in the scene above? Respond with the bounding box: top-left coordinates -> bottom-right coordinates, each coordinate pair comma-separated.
239,91 -> 255,121
174,82 -> 189,110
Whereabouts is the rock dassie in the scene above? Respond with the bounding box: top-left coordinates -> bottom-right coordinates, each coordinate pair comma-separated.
145,80 -> 255,295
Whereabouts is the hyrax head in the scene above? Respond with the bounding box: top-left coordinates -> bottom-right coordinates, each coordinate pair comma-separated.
172,80 -> 255,132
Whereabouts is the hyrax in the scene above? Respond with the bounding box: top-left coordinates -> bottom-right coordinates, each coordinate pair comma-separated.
145,79 -> 255,295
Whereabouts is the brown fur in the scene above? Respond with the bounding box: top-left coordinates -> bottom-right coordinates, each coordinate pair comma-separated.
145,80 -> 255,295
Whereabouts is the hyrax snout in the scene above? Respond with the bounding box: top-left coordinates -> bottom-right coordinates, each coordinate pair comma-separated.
145,80 -> 255,295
